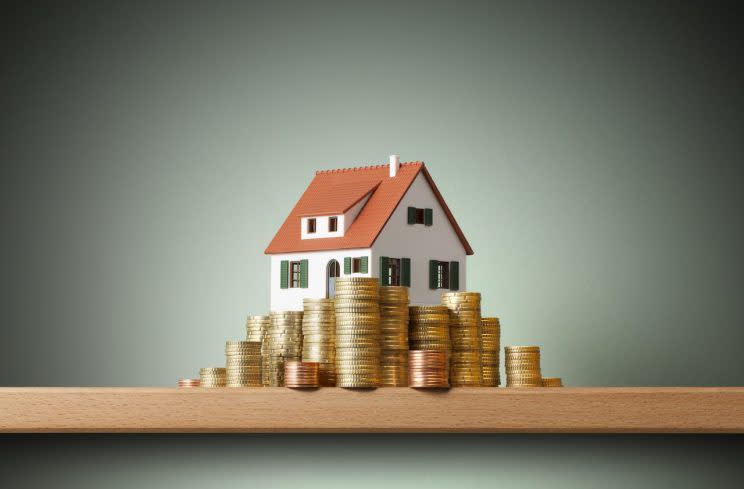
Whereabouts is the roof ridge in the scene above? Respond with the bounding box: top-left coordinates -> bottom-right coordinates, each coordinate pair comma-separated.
315,161 -> 424,175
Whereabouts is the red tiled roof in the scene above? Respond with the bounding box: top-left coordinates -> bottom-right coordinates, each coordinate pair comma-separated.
264,161 -> 473,255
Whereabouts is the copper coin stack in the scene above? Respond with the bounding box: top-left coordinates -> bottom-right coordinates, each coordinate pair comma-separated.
542,377 -> 563,387
505,345 -> 542,387
334,277 -> 381,388
177,378 -> 200,388
225,340 -> 262,387
284,360 -> 320,388
265,311 -> 304,386
408,350 -> 449,388
301,298 -> 336,386
199,367 -> 226,388
441,292 -> 482,386
480,317 -> 501,386
379,286 -> 410,387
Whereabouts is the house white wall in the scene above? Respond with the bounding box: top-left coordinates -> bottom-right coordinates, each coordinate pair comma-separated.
269,248 -> 371,311
371,172 -> 467,305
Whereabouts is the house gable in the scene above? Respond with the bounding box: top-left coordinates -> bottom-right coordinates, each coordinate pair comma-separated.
265,161 -> 473,255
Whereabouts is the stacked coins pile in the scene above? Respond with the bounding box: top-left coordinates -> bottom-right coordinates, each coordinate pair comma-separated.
246,315 -> 271,386
480,317 -> 501,387
542,377 -> 563,387
505,345 -> 542,387
408,350 -> 449,388
379,286 -> 410,387
245,315 -> 270,342
284,361 -> 320,388
334,277 -> 381,388
199,367 -> 226,388
177,378 -> 200,388
265,311 -> 304,386
408,305 -> 450,352
225,340 -> 262,387
301,298 -> 336,386
441,292 -> 482,386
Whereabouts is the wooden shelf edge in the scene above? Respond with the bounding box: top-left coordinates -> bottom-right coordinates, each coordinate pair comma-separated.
1,387 -> 743,433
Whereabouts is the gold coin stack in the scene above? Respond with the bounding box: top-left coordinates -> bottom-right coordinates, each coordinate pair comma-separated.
334,277 -> 381,388
285,361 -> 320,388
505,346 -> 542,387
199,367 -> 226,388
542,377 -> 563,387
409,305 -> 450,352
225,340 -> 262,387
301,298 -> 336,386
177,378 -> 200,388
441,292 -> 482,386
480,317 -> 501,387
379,286 -> 410,387
246,315 -> 271,386
265,311 -> 304,386
408,350 -> 449,388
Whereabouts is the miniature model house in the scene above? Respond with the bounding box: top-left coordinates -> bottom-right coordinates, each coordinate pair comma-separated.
265,155 -> 474,311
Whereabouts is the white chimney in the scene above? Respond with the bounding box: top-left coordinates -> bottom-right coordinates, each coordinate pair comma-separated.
389,154 -> 400,177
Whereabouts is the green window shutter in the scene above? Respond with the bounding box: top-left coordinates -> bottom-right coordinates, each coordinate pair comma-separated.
379,256 -> 389,286
360,256 -> 369,274
449,261 -> 459,290
424,208 -> 433,226
300,259 -> 309,288
280,260 -> 289,289
407,207 -> 417,224
401,258 -> 411,287
429,260 -> 438,289
344,257 -> 351,274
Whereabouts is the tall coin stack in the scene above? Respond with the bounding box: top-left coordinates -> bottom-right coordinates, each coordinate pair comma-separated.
199,367 -> 226,388
480,317 -> 501,387
441,292 -> 482,386
265,311 -> 304,386
409,350 -> 449,388
334,277 -> 381,388
301,298 -> 336,386
245,315 -> 270,384
225,340 -> 262,387
379,286 -> 410,387
505,345 -> 542,387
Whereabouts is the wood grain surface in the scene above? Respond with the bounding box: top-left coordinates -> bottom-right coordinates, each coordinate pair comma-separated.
1,387 -> 742,433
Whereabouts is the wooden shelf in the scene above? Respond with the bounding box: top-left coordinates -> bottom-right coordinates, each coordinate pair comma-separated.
1,387 -> 742,433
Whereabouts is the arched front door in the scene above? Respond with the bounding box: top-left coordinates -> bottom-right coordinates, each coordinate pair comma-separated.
326,259 -> 341,298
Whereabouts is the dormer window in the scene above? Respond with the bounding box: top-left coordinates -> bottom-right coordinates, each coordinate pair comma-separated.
328,216 -> 338,232
307,218 -> 317,234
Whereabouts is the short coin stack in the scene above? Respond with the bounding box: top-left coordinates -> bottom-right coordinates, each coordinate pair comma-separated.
542,377 -> 563,387
225,340 -> 262,387
505,346 -> 542,387
285,361 -> 320,388
480,317 -> 501,387
199,367 -> 226,388
441,292 -> 482,386
177,378 -> 200,388
334,277 -> 381,388
379,286 -> 410,387
408,350 -> 449,388
265,311 -> 304,386
301,298 -> 336,386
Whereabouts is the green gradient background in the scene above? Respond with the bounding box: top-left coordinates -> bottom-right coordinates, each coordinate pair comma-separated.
1,1 -> 743,487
